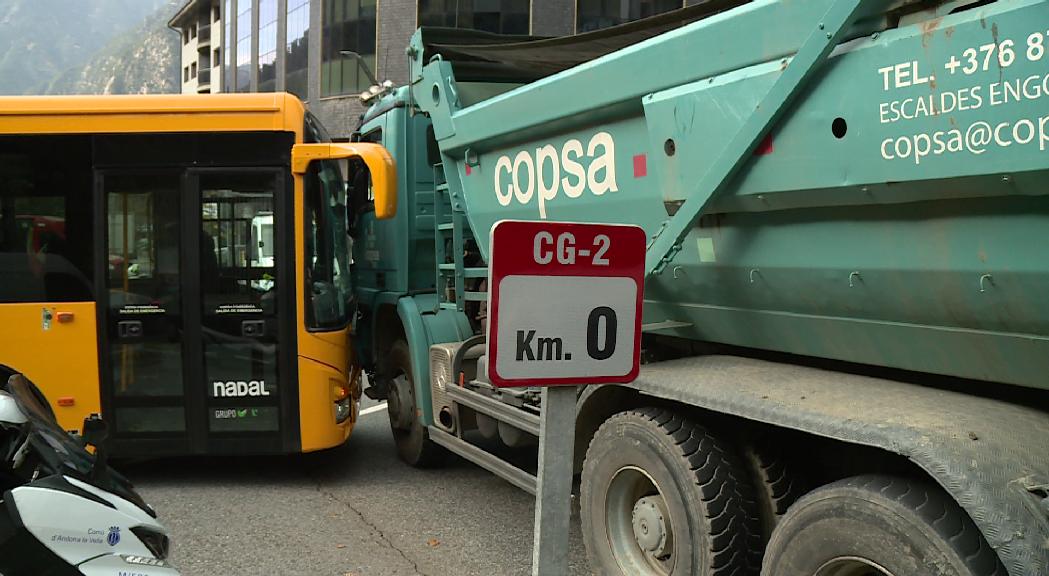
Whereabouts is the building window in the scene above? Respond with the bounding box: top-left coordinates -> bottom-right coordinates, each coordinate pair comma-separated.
418,0 -> 529,35
213,48 -> 221,68
258,0 -> 278,92
321,0 -> 377,98
285,0 -> 309,100
191,25 -> 197,39
235,0 -> 252,92
576,0 -> 681,32
224,0 -> 232,90
191,62 -> 198,77
183,29 -> 190,44
214,5 -> 221,22
184,66 -> 190,82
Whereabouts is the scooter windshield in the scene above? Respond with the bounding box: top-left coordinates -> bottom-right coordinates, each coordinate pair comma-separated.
5,374 -> 154,517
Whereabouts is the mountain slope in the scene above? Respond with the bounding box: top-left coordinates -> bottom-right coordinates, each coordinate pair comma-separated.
0,0 -> 169,95
46,0 -> 182,95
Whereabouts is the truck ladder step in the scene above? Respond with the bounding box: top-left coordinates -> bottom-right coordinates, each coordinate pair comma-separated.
437,266 -> 488,279
446,385 -> 540,436
437,222 -> 455,231
428,426 -> 536,494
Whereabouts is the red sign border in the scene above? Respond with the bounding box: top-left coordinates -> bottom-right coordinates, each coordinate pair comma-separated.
486,220 -> 646,388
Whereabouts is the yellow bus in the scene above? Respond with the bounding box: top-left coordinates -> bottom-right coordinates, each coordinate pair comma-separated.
0,94 -> 394,456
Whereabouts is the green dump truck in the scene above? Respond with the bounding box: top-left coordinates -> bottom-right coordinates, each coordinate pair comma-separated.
343,1 -> 1049,573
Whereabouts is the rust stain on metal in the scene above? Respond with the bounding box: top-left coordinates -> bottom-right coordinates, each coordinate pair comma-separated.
921,17 -> 943,48
992,23 -> 1004,82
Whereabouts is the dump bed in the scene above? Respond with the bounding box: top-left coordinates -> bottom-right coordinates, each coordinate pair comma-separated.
409,0 -> 1049,391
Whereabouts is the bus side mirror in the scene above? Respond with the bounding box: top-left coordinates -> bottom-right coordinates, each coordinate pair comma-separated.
292,143 -> 397,220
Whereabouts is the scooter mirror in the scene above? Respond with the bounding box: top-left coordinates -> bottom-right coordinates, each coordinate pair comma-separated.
82,414 -> 108,448
82,414 -> 111,480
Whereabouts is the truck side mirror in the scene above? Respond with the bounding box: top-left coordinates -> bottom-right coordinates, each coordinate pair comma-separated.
292,142 -> 397,219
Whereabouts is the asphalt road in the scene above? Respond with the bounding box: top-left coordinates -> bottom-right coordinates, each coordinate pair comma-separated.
120,397 -> 591,576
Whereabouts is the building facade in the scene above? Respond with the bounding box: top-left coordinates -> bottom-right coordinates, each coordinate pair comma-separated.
171,0 -> 225,93
171,0 -> 695,138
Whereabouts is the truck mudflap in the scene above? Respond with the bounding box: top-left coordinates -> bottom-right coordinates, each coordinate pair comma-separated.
618,354 -> 1049,575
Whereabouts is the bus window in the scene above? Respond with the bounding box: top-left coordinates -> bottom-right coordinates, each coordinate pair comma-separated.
304,160 -> 352,329
0,136 -> 94,303
104,174 -> 185,423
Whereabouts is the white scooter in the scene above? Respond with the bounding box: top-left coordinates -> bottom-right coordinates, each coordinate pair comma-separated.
0,366 -> 178,575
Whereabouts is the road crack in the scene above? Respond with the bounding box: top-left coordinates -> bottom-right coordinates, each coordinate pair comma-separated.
312,480 -> 431,576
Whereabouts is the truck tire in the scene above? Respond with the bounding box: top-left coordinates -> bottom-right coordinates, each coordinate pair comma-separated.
741,440 -> 805,543
581,407 -> 762,576
762,474 -> 1006,576
385,340 -> 444,468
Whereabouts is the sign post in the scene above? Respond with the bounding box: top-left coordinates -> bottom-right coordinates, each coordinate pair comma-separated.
486,221 -> 646,576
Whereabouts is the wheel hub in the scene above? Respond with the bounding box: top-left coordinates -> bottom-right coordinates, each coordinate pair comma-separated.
631,495 -> 671,559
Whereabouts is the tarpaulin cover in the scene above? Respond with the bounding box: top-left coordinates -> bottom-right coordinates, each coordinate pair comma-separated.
417,0 -> 750,82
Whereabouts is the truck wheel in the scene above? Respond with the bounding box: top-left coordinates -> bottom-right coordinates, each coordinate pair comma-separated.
581,407 -> 761,576
762,475 -> 1006,576
385,340 -> 444,468
742,440 -> 805,543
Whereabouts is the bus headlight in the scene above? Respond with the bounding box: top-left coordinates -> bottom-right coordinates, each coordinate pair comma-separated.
333,379 -> 353,424
334,396 -> 352,424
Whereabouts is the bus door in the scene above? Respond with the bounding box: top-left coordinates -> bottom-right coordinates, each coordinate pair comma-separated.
100,169 -> 293,455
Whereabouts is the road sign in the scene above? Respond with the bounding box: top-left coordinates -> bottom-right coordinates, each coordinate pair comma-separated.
486,220 -> 646,575
486,220 -> 646,388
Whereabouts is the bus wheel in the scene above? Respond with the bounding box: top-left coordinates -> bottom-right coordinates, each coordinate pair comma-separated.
761,475 -> 1006,576
385,340 -> 445,468
581,408 -> 761,576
